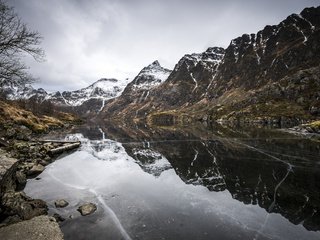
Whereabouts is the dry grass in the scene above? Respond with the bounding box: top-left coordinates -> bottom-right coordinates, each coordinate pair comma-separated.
0,100 -> 79,133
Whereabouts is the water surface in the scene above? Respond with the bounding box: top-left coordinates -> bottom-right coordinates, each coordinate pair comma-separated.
25,124 -> 320,240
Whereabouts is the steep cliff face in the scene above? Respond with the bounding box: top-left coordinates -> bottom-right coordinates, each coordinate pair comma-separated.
102,6 -> 320,126
204,6 -> 320,123
213,9 -> 319,95
153,47 -> 225,107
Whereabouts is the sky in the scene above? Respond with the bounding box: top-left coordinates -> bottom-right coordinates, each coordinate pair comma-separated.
10,0 -> 320,92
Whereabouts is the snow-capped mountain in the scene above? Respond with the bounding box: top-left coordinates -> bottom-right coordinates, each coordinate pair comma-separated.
0,80 -> 47,101
100,60 -> 172,119
129,60 -> 171,91
102,6 -> 320,125
0,78 -> 128,107
46,78 -> 128,106
119,60 -> 171,103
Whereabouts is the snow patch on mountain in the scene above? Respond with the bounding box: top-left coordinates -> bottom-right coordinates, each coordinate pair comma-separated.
0,80 -> 47,101
48,78 -> 128,106
175,47 -> 225,71
131,60 -> 172,90
0,78 -> 128,107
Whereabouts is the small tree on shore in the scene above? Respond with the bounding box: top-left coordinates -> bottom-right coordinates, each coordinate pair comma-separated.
0,1 -> 44,85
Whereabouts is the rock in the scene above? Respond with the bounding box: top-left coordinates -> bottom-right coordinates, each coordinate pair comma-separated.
0,215 -> 63,240
16,126 -> 32,141
1,191 -> 48,220
5,127 -> 16,138
77,203 -> 97,216
0,150 -> 18,192
54,199 -> 69,208
0,137 -> 9,147
52,213 -> 65,222
15,171 -> 27,188
27,164 -> 45,176
310,106 -> 320,115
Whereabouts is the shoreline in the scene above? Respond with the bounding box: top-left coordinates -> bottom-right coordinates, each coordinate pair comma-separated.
0,126 -> 81,239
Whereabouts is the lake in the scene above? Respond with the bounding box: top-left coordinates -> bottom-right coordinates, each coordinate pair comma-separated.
24,123 -> 320,240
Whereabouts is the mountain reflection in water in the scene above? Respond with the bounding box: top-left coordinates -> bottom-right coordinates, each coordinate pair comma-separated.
25,124 -> 320,240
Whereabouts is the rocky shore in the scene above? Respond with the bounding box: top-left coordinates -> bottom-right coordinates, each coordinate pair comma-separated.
0,139 -> 80,225
0,115 -> 81,239
284,120 -> 320,138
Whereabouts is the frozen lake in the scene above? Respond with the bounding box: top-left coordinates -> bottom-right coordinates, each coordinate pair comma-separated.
25,125 -> 320,240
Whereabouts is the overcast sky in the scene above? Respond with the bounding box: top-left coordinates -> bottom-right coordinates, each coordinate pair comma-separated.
10,0 -> 320,92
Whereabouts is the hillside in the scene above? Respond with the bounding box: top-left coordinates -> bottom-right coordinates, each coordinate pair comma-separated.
0,100 -> 80,140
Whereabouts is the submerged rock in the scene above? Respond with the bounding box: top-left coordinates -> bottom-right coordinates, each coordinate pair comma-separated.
54,199 -> 69,208
77,203 -> 97,216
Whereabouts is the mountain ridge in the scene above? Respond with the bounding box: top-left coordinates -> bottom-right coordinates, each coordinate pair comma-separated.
101,6 -> 320,126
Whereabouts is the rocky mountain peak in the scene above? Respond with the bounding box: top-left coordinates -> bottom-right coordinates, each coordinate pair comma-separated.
128,61 -> 172,91
141,60 -> 169,74
205,47 -> 225,58
150,60 -> 160,67
174,47 -> 225,74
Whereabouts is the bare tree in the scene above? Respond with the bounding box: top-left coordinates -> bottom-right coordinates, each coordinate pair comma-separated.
0,1 -> 44,85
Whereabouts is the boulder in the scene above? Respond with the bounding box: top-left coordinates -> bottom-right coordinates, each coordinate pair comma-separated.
27,164 -> 45,176
54,199 -> 69,208
1,191 -> 48,221
77,203 -> 97,216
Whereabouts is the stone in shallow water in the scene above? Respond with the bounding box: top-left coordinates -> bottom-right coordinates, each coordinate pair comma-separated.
77,203 -> 97,216
54,199 -> 69,208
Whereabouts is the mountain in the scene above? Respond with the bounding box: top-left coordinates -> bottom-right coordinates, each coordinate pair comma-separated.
101,60 -> 171,119
101,6 -> 320,126
46,78 -> 127,107
0,78 -> 128,116
0,80 -> 47,101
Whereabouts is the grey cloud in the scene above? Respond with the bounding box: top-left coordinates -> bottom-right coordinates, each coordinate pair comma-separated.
9,0 -> 320,91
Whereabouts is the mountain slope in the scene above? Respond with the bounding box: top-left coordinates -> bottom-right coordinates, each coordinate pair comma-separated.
101,60 -> 172,120
102,6 -> 320,126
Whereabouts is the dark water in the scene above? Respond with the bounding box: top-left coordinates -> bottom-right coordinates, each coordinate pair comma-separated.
25,124 -> 320,240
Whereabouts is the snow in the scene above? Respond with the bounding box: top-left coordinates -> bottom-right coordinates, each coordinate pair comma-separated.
296,14 -> 315,31
2,78 -> 128,107
270,58 -> 277,67
52,78 -> 128,106
3,83 -> 47,101
292,23 -> 308,43
132,148 -> 172,176
132,61 -> 171,91
231,40 -> 240,63
256,53 -> 261,65
98,99 -> 105,112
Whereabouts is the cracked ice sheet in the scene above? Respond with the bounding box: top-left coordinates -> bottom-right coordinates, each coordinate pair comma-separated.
25,141 -> 319,240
